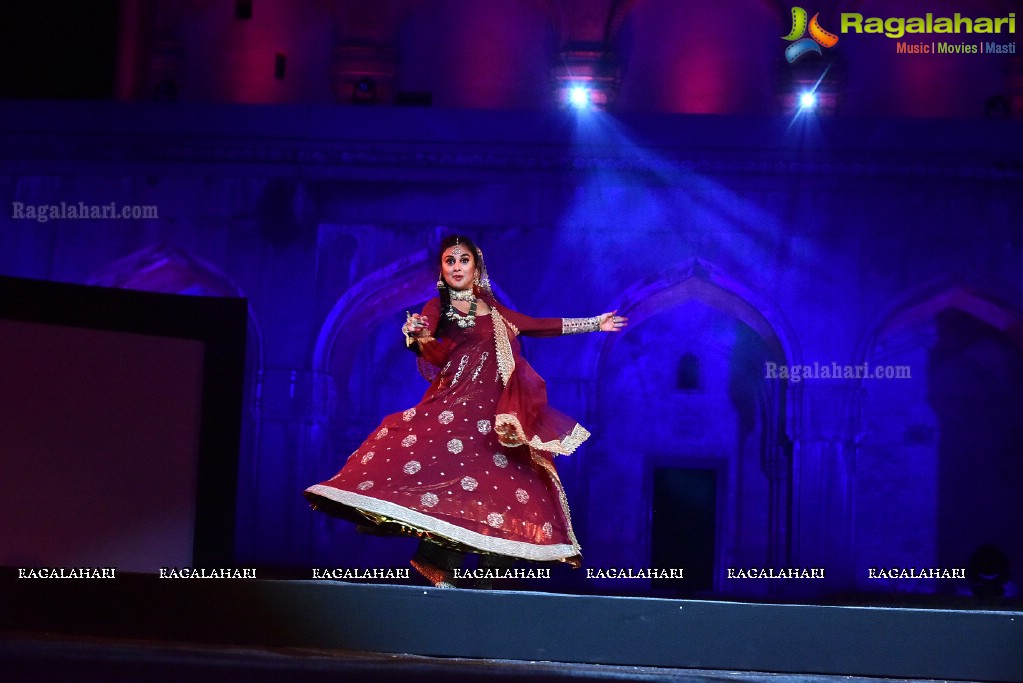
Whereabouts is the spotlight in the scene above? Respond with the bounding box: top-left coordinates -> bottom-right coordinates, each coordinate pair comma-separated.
569,85 -> 591,109
777,56 -> 844,115
551,50 -> 619,110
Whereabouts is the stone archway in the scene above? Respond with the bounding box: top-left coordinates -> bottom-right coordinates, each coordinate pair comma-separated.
586,258 -> 799,597
854,276 -> 1023,596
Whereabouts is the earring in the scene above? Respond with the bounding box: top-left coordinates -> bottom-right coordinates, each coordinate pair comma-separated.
473,272 -> 481,287
436,271 -> 445,290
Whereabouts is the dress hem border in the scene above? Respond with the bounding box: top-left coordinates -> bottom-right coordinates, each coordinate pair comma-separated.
304,485 -> 581,563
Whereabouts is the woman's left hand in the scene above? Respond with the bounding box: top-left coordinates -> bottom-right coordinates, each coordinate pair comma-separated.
599,310 -> 628,332
404,313 -> 431,338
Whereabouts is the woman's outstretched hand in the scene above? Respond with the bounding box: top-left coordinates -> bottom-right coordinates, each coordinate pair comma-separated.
598,310 -> 628,332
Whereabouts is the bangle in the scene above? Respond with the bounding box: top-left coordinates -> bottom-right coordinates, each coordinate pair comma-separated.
561,316 -> 601,334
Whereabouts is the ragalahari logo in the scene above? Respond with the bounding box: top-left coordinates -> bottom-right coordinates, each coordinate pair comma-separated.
782,7 -> 839,62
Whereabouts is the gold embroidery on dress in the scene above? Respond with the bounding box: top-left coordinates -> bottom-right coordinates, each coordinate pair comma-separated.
529,450 -> 582,562
471,351 -> 490,382
451,354 -> 470,385
491,309 -> 516,386
494,413 -> 591,456
306,485 -> 580,563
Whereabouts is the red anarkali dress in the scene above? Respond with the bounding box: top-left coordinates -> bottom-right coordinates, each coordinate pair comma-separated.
304,296 -> 593,565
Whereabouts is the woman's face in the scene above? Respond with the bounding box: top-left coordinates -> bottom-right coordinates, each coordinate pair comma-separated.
441,244 -> 477,291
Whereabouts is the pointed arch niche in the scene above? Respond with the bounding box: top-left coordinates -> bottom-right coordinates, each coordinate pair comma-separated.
88,241 -> 263,377
854,277 -> 1023,597
586,258 -> 800,598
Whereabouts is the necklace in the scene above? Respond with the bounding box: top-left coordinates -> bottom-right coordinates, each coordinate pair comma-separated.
449,288 -> 475,302
446,299 -> 477,328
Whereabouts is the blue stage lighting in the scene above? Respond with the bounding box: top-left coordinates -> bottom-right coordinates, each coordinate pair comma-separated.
799,92 -> 817,109
569,85 -> 591,109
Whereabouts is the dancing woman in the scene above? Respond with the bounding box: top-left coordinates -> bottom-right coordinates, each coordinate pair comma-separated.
305,235 -> 626,586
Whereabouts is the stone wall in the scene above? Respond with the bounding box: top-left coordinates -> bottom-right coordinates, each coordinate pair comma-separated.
2,101 -> 1021,599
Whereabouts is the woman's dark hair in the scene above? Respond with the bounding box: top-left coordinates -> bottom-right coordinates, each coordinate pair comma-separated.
435,235 -> 481,335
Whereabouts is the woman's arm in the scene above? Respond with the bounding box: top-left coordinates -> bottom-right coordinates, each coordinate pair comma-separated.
494,303 -> 562,337
496,303 -> 627,337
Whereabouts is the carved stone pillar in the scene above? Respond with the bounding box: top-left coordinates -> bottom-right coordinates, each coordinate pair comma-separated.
754,371 -> 793,588
791,383 -> 856,595
249,369 -> 337,565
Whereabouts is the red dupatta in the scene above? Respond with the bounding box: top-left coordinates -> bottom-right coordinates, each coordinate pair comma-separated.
488,298 -> 591,457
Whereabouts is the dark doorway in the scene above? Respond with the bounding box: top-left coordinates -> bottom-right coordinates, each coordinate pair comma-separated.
651,467 -> 717,594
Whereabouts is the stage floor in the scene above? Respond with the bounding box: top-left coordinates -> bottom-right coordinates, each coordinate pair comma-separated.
0,633 -> 965,683
2,572 -> 1021,682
